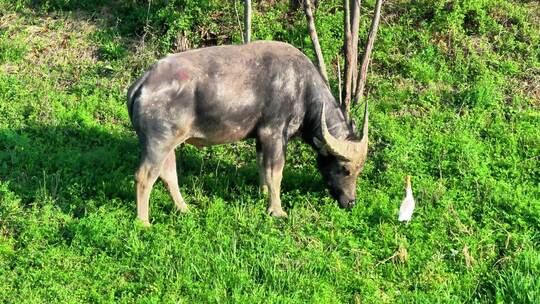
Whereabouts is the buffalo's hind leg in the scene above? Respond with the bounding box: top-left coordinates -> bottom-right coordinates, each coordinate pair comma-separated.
160,149 -> 189,213
135,136 -> 177,226
256,140 -> 268,194
135,155 -> 165,227
136,144 -> 189,226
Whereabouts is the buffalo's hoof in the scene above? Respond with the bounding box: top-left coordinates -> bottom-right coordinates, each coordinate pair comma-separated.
176,204 -> 190,213
260,185 -> 269,195
268,207 -> 288,218
137,219 -> 151,228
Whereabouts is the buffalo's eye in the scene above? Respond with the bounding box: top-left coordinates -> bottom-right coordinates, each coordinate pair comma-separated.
342,165 -> 351,176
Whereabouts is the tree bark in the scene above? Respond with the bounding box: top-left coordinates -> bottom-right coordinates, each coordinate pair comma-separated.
350,0 -> 361,95
336,54 -> 343,107
355,0 -> 383,104
303,0 -> 329,85
244,0 -> 251,44
342,0 -> 353,114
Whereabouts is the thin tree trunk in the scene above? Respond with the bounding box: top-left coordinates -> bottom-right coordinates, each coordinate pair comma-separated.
336,54 -> 343,107
234,1 -> 243,39
355,0 -> 382,104
350,0 -> 361,95
304,0 -> 329,85
342,0 -> 353,114
244,0 -> 251,44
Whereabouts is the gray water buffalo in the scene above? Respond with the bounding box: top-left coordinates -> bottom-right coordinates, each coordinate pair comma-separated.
127,41 -> 368,225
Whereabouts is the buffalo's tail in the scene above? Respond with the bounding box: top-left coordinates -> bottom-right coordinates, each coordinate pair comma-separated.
127,69 -> 152,122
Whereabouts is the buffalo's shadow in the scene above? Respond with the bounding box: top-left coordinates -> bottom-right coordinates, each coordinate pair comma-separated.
0,124 -> 324,215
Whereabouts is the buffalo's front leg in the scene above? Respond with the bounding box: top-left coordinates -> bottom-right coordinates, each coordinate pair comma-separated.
258,127 -> 287,217
265,159 -> 286,217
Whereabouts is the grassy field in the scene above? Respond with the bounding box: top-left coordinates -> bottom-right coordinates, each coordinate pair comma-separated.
0,0 -> 539,302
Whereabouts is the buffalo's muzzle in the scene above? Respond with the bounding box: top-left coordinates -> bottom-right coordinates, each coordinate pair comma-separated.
339,198 -> 356,209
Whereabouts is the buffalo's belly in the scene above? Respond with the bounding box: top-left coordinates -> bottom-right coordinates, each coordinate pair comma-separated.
186,119 -> 258,147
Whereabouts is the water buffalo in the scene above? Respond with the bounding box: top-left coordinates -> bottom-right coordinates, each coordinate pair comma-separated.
127,41 -> 368,225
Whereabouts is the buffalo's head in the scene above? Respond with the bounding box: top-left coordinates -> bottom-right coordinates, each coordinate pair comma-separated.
315,102 -> 368,209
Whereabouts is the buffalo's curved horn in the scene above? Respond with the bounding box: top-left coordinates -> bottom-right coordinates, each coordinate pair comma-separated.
320,102 -> 369,163
319,104 -> 356,161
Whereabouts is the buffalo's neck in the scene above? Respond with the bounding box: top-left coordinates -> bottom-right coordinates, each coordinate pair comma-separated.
302,86 -> 352,149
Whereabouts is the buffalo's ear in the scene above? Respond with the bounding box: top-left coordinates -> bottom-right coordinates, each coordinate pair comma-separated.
313,137 -> 328,156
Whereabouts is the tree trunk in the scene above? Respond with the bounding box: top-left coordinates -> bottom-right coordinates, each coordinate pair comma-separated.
336,54 -> 343,107
342,0 -> 353,115
350,0 -> 361,95
303,0 -> 329,85
244,0 -> 251,44
355,0 -> 383,104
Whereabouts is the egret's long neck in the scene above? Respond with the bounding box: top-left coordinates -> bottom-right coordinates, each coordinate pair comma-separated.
404,175 -> 413,196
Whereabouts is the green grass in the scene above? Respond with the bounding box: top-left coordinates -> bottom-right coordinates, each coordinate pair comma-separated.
0,0 -> 539,302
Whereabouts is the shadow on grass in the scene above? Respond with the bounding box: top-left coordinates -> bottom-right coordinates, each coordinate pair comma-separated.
0,124 -> 324,216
